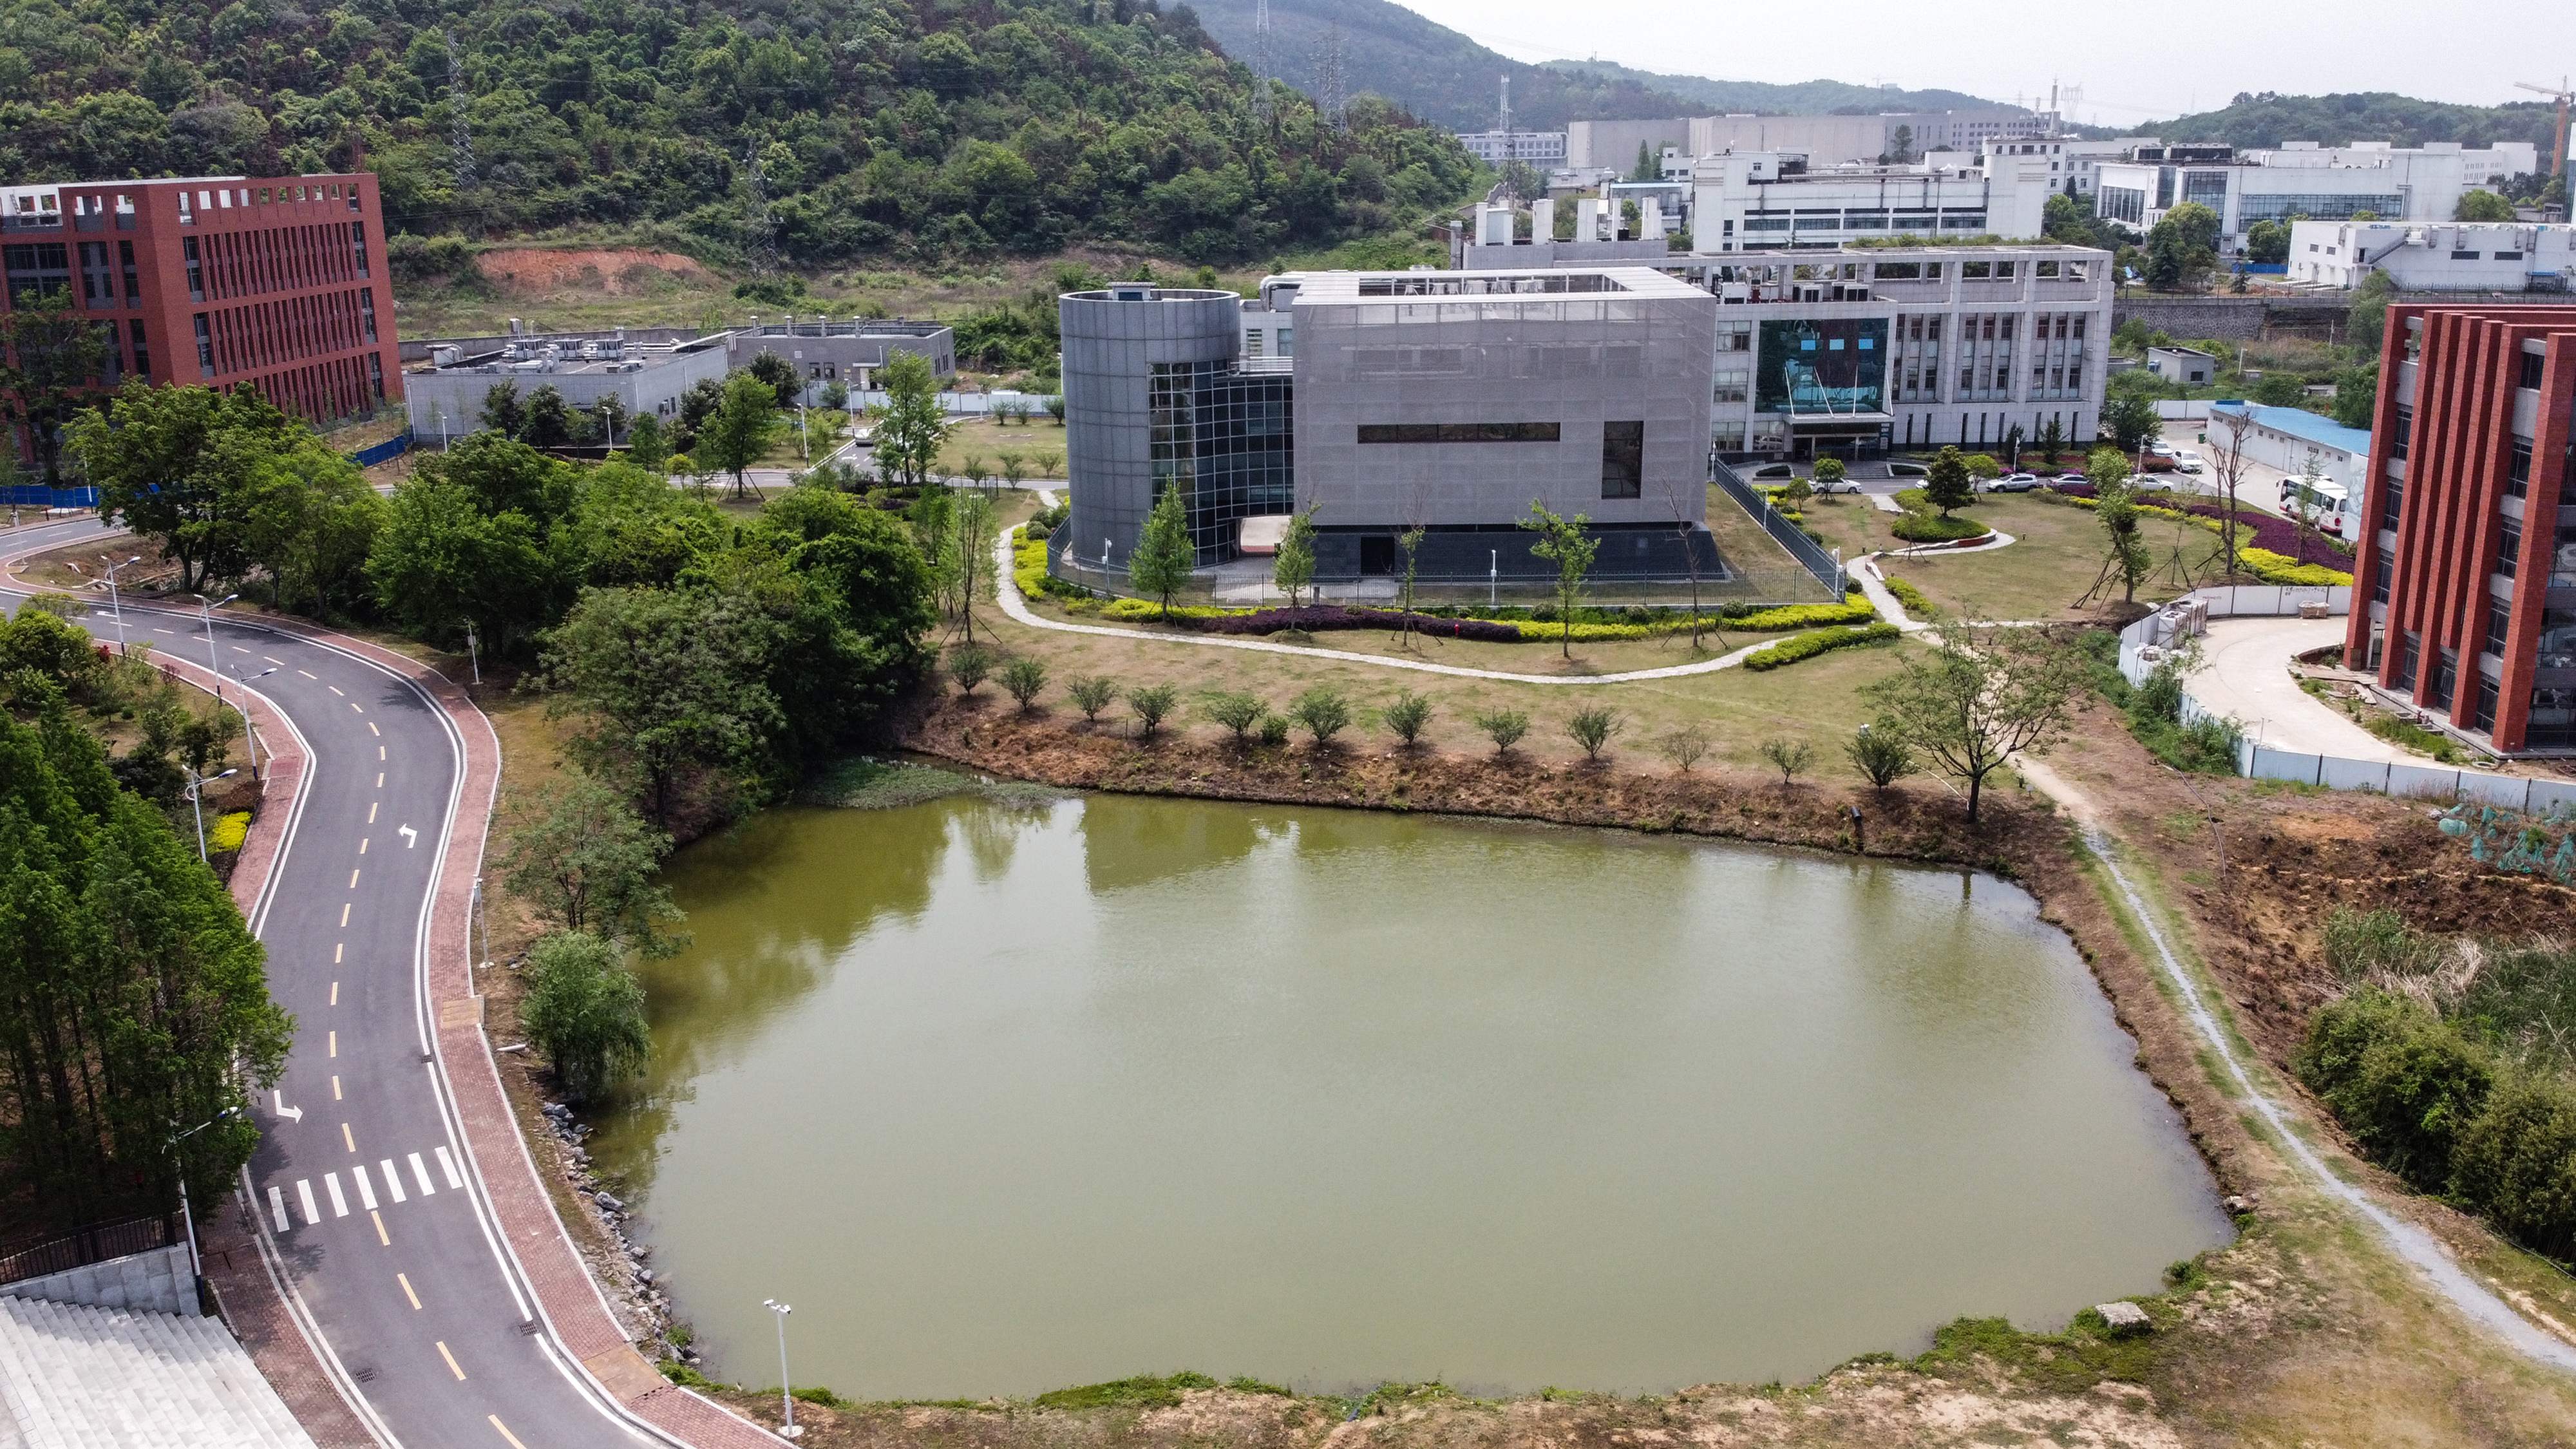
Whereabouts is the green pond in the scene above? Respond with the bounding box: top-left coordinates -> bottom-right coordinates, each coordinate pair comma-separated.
586,790 -> 2226,1399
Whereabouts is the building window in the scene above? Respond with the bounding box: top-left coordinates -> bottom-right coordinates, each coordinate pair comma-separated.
2490,599 -> 2515,658
191,313 -> 214,377
2398,631 -> 2421,689
2508,440 -> 2533,497
361,288 -> 378,344
2475,678 -> 2499,732
1358,422 -> 1562,444
2501,518 -> 2523,578
2520,351 -> 2546,390
183,236 -> 204,302
128,319 -> 147,377
2385,477 -> 2405,527
2391,404 -> 2411,459
2451,249 -> 2481,261
1600,421 -> 1643,499
117,240 -> 138,306
2372,554 -> 2392,604
350,222 -> 368,278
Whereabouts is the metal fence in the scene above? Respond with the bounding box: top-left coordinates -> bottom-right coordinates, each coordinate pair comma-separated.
1710,459 -> 1846,596
2,485 -> 99,510
0,1212 -> 178,1289
345,433 -> 413,468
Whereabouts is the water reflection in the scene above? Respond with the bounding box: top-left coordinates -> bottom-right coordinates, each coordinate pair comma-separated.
589,792 -> 2226,1400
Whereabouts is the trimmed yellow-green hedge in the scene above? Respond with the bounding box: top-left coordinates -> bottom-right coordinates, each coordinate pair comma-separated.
2042,494 -> 2354,587
209,811 -> 252,855
1742,622 -> 1902,671
1087,594 -> 1882,641
1884,577 -> 1937,618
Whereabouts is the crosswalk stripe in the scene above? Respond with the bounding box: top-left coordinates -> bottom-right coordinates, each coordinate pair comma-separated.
353,1163 -> 378,1211
379,1158 -> 406,1203
435,1145 -> 464,1190
268,1186 -> 289,1233
324,1173 -> 349,1218
296,1180 -> 319,1226
409,1152 -> 436,1197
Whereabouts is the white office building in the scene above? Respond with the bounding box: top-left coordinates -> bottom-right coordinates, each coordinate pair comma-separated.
2286,220 -> 2574,292
1569,109 -> 2052,171
1689,149 -> 2055,252
1979,137 -> 2153,196
1455,129 -> 1569,166
2097,141 -> 2535,254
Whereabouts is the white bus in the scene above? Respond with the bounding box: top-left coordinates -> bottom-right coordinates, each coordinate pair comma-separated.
2278,475 -> 2356,538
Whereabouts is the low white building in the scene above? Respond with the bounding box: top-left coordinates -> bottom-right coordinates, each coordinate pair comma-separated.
2286,220 -> 2574,292
1456,129 -> 1569,166
1980,136 -> 2153,196
1689,149 -> 2054,252
2206,401 -> 2372,484
2147,345 -> 2219,384
2098,140 -> 2531,255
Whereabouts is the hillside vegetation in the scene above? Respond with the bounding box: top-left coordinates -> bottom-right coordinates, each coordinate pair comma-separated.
0,0 -> 1482,265
1186,0 -> 1698,130
2137,90 -> 2561,158
1533,59 -> 2004,118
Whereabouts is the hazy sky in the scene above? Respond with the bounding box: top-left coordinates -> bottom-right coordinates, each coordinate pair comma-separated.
1387,0 -> 2550,122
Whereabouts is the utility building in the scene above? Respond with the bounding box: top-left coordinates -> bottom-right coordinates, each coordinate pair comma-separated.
0,172 -> 401,460
2346,304 -> 2576,754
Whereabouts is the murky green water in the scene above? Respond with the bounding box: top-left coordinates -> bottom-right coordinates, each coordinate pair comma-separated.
587,793 -> 2224,1399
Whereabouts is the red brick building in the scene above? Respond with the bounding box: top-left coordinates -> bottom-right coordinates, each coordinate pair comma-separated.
2345,304 -> 2576,753
1,172 -> 402,454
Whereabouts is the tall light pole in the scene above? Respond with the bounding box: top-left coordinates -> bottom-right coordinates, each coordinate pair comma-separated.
182,766 -> 236,862
167,1108 -> 239,1296
228,664 -> 278,781
761,1299 -> 802,1439
102,554 -> 140,655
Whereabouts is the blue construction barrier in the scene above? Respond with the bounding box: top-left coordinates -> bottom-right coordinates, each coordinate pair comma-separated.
1,485 -> 99,509
345,433 -> 413,468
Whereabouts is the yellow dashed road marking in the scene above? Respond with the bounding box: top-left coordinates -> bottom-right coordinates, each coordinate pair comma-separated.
399,1273 -> 421,1309
437,1341 -> 466,1380
370,1209 -> 389,1245
488,1416 -> 527,1449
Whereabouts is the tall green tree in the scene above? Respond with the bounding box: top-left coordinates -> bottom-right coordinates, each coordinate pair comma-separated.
1922,446 -> 1975,518
871,352 -> 952,489
365,478 -> 565,655
497,775 -> 685,953
1863,623 -> 2081,823
2349,272 -> 2400,354
540,583 -> 788,826
0,292 -> 111,487
1271,505 -> 1318,619
1520,500 -> 1599,658
2455,189 -> 2515,222
73,382 -> 301,593
698,372 -> 780,500
2099,394 -> 2164,454
1129,481 -> 1195,620
0,705 -> 292,1217
2143,202 -> 2221,290
518,932 -> 649,1104
238,439 -> 383,618
520,384 -> 576,450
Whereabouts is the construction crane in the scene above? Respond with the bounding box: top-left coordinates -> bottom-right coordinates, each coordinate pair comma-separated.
2517,77 -> 2572,182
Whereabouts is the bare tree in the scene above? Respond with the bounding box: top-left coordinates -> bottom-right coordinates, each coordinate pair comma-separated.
2208,405 -> 2257,577
1660,473 -> 1716,651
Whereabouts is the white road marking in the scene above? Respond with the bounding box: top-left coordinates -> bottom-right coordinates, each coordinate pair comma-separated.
263,656 -> 284,665
328,685 -> 343,696
399,826 -> 417,848
408,1153 -> 436,1197
328,1030 -> 336,1057
374,772 -> 384,788
368,721 -> 379,737
350,701 -> 363,714
329,980 -> 337,1005
435,1145 -> 465,1190
268,1186 -> 289,1231
296,1179 -> 319,1226
152,627 -> 173,636
297,669 -> 316,679
231,645 -> 251,654
334,943 -> 342,964
324,1173 -> 348,1217
353,1163 -> 378,1210
379,1159 -> 406,1203
377,746 -> 385,761
359,837 -> 368,855
339,904 -> 350,927
367,801 -> 377,824
331,1075 -> 341,1100
348,868 -> 360,889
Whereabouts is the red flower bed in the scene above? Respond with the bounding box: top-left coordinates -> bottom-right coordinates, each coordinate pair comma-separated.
2047,486 -> 2351,566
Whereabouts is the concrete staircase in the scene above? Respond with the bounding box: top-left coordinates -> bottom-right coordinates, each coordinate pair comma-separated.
0,1295 -> 317,1448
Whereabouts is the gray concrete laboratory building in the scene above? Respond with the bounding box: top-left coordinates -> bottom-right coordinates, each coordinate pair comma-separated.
1057,268 -> 1719,583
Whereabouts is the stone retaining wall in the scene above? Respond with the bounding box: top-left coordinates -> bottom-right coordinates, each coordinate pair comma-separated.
0,1244 -> 196,1317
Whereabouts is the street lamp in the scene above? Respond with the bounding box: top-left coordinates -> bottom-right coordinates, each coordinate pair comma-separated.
181,766 -> 236,862
167,1108 -> 239,1295
227,665 -> 278,781
101,554 -> 141,655
761,1299 -> 802,1439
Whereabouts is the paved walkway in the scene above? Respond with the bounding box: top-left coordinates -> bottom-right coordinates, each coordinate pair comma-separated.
2184,616 -> 2405,762
994,524 -> 1840,687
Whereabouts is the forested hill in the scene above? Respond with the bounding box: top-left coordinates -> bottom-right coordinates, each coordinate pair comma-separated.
0,0 -> 1483,265
1532,60 -> 2005,118
2137,91 -> 2561,157
1186,0 -> 1700,131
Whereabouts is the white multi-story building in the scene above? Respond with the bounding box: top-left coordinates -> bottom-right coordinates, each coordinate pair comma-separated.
2286,220 -> 2575,292
1571,110 -> 2054,171
1979,137 -> 2154,196
2096,141 -> 2533,254
1455,130 -> 1569,166
1689,149 -> 2055,252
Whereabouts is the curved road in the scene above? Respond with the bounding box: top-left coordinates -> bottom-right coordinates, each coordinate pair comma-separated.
3,513 -> 677,1448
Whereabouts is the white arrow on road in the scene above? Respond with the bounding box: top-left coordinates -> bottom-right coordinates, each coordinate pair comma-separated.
272,1090 -> 303,1124
399,825 -> 417,848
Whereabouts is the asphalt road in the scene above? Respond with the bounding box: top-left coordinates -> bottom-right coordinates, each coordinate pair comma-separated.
3,513 -> 661,1449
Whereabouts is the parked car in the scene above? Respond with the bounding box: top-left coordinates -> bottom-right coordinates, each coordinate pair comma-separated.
1807,473 -> 1862,495
1983,472 -> 2041,493
2054,472 -> 2091,488
2170,450 -> 2206,474
2128,473 -> 2174,491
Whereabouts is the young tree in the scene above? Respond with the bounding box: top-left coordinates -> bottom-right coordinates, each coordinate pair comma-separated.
1922,446 -> 1975,518
1043,395 -> 1068,425
1200,690 -> 1266,743
1127,682 -> 1179,736
0,290 -> 111,485
2035,415 -> 2067,467
520,384 -> 576,450
480,381 -> 527,439
2088,447 -> 2151,603
873,351 -> 954,488
998,453 -> 1029,488
1567,706 -> 1623,762
698,372 -> 781,499
2207,405 -> 2257,575
1473,708 -> 1531,755
1393,522 -> 1427,646
1845,723 -> 1918,793
1000,656 -> 1048,710
1067,675 -> 1119,723
960,455 -> 991,489
1272,505 -> 1318,620
1758,737 -> 1815,785
1291,685 -> 1353,744
1130,482 -> 1196,620
497,775 -> 684,952
519,932 -> 650,1103
1520,500 -> 1599,658
947,641 -> 996,694
816,379 -> 851,412
625,413 -> 671,474
949,488 -> 996,641
1381,689 -> 1433,746
1863,624 -> 2082,823
1812,457 -> 1847,491
1660,474 -> 1716,651
2099,393 -> 2163,455
1658,723 -> 1712,772
744,351 -> 801,408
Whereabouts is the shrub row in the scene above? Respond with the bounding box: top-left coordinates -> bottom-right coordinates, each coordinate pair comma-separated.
1882,577 -> 1937,619
1081,595 -> 1881,641
2041,491 -> 2354,586
1741,622 -> 1901,672
2296,989 -> 2576,1261
1889,512 -> 1992,544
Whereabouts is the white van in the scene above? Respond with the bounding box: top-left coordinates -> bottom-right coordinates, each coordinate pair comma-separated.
2278,476 -> 2355,537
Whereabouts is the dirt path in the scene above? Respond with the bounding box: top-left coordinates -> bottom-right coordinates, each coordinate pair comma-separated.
2012,751 -> 2576,1374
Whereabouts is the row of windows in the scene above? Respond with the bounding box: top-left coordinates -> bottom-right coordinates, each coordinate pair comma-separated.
1357,422 -> 1562,444
187,288 -> 381,379
181,222 -> 370,305
175,181 -> 364,222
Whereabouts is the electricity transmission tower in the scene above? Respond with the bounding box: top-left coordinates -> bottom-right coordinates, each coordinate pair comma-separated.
444,30 -> 476,193
744,139 -> 779,277
1249,0 -> 1272,124
1316,26 -> 1348,133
